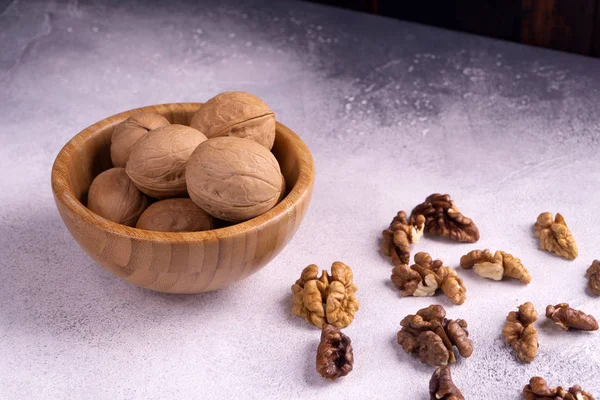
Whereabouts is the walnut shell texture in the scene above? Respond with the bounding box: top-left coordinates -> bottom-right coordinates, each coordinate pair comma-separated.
136,198 -> 213,232
186,136 -> 283,222
190,91 -> 276,149
126,124 -> 207,199
110,112 -> 170,167
87,167 -> 149,226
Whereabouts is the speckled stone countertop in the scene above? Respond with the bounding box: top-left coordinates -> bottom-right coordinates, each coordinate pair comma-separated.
1,0 -> 599,399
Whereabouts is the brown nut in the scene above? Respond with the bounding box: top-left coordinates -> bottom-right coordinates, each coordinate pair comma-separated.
397,304 -> 473,367
126,124 -> 207,199
523,377 -> 595,400
381,211 -> 425,266
534,212 -> 578,260
291,262 -> 359,329
316,324 -> 354,380
186,136 -> 283,222
110,112 -> 170,167
429,367 -> 464,400
545,303 -> 598,331
502,302 -> 539,363
190,91 -> 276,149
135,198 -> 213,232
410,193 -> 479,243
87,167 -> 150,226
460,249 -> 531,284
586,260 -> 600,296
391,252 -> 467,305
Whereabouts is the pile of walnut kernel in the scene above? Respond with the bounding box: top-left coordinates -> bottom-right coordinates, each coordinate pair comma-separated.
86,92 -> 285,232
376,194 -> 597,398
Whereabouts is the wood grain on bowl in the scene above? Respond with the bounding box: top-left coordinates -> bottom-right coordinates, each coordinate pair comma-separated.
51,103 -> 314,293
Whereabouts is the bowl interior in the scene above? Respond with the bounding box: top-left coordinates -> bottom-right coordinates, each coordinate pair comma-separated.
53,103 -> 311,240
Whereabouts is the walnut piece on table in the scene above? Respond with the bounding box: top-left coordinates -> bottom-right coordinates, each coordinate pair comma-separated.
502,302 -> 539,363
460,249 -> 532,283
316,324 -> 353,381
523,377 -> 595,400
381,210 -> 425,266
410,193 -> 480,243
397,304 -> 473,367
534,212 -> 578,260
586,260 -> 600,295
291,262 -> 359,328
545,303 -> 599,331
429,367 -> 464,400
391,252 -> 466,305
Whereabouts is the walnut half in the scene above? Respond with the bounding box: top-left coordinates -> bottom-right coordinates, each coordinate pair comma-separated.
586,260 -> 600,296
523,377 -> 595,400
410,193 -> 480,243
316,324 -> 354,380
534,212 -> 578,260
502,302 -> 539,363
545,303 -> 599,331
460,249 -> 531,284
381,211 -> 425,266
291,262 -> 359,328
429,367 -> 464,400
391,252 -> 467,305
397,304 -> 473,367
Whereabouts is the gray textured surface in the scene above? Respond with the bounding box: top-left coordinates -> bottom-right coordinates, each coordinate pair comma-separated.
1,0 -> 600,399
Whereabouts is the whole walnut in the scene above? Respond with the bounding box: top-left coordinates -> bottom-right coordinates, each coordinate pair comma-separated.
110,112 -> 170,167
87,168 -> 149,226
190,91 -> 276,149
136,198 -> 213,232
186,137 -> 283,222
126,124 -> 207,199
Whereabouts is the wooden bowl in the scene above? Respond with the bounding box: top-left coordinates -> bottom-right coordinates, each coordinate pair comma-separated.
51,103 -> 314,293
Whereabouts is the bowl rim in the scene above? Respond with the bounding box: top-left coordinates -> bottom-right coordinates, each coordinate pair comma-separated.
51,102 -> 315,243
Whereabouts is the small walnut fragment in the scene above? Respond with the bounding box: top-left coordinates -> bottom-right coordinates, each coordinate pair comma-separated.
534,212 -> 578,260
545,303 -> 598,331
410,193 -> 480,243
316,324 -> 354,380
429,367 -> 464,400
502,302 -> 539,363
586,260 -> 600,296
460,249 -> 532,283
397,304 -> 473,366
391,252 -> 467,305
523,377 -> 595,400
381,211 -> 425,266
291,262 -> 359,328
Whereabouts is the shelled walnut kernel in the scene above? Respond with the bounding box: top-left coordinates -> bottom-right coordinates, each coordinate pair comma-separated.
291,262 -> 359,328
381,211 -> 425,266
460,249 -> 531,283
586,260 -> 600,295
502,302 -> 538,363
545,304 -> 598,331
391,252 -> 467,305
533,212 -> 578,260
429,367 -> 464,400
523,377 -> 595,400
316,324 -> 353,380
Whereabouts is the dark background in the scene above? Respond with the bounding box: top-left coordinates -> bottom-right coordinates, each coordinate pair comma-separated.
305,0 -> 600,57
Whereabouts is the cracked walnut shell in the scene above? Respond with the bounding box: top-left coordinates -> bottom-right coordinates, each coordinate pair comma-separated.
410,193 -> 479,243
586,260 -> 600,296
186,137 -> 283,222
397,304 -> 473,366
190,91 -> 276,149
460,249 -> 531,283
523,377 -> 595,400
429,367 -> 464,400
291,262 -> 359,328
391,252 -> 467,305
502,302 -> 538,363
382,211 -> 425,266
316,324 -> 354,380
545,303 -> 598,331
110,112 -> 170,167
534,212 -> 578,260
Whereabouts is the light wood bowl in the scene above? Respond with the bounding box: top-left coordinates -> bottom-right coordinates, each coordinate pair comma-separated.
51,103 -> 315,293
